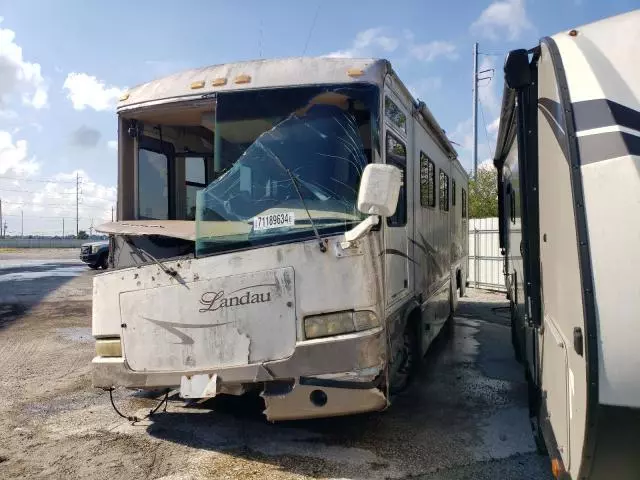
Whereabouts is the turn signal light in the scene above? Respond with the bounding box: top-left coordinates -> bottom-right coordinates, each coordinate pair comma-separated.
95,338 -> 122,357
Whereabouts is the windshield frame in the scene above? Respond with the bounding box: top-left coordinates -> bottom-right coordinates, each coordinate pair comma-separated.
195,82 -> 380,258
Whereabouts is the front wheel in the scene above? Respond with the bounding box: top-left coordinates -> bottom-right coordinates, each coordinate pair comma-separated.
389,320 -> 418,395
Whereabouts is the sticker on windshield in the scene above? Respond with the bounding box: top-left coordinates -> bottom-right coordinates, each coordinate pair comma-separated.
253,212 -> 295,231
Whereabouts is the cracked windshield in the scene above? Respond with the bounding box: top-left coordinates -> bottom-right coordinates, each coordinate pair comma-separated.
195,84 -> 378,256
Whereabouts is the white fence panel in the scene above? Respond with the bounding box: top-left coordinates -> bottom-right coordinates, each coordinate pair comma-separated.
468,217 -> 506,291
0,238 -> 86,248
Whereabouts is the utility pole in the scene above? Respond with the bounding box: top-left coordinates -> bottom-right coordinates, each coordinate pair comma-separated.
89,218 -> 94,237
63,218 -> 65,238
21,210 -> 23,238
76,172 -> 80,237
472,42 -> 479,180
111,205 -> 114,222
0,198 -> 3,239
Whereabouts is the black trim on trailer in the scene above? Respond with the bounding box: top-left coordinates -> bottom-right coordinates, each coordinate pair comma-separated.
578,131 -> 640,164
572,98 -> 640,133
299,376 -> 383,390
543,36 -> 600,480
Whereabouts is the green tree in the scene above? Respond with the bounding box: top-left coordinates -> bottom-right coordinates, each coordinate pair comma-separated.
469,167 -> 498,218
77,230 -> 89,239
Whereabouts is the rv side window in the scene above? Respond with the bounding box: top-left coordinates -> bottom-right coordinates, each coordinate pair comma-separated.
386,132 -> 407,226
185,156 -> 207,220
452,178 -> 456,206
385,96 -> 407,134
419,152 -> 436,208
138,149 -> 169,220
439,170 -> 449,212
462,188 -> 467,218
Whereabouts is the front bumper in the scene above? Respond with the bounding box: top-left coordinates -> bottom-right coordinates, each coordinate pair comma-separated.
93,327 -> 387,420
80,252 -> 100,264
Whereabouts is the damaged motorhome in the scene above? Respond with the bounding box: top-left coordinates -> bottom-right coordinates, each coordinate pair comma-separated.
92,57 -> 468,420
495,10 -> 640,480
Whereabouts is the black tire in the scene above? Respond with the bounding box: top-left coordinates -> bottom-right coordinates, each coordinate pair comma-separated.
527,371 -> 548,455
88,263 -> 99,270
389,318 -> 419,395
99,253 -> 109,269
510,301 -> 523,363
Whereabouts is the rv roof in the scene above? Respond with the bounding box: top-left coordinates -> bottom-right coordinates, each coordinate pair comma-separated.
118,56 -> 459,164
117,57 -> 387,112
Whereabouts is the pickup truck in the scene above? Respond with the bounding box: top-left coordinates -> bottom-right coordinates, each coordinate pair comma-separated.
80,240 -> 109,269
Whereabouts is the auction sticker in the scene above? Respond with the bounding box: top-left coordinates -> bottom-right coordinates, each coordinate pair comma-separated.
253,212 -> 295,231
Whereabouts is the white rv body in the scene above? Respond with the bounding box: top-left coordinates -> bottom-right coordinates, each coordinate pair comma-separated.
495,10 -> 640,479
92,57 -> 469,420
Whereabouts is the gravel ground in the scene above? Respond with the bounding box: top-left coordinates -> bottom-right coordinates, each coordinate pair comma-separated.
0,250 -> 552,479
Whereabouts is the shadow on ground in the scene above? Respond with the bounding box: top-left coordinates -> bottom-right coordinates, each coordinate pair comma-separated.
143,290 -> 552,479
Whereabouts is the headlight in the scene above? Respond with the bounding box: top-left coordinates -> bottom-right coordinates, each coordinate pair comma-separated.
304,310 -> 379,339
91,245 -> 101,253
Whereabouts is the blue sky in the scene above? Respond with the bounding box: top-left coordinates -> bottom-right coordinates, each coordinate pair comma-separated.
0,0 -> 637,235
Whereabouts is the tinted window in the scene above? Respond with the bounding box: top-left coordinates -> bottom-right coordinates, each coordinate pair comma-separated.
138,149 -> 169,219
386,132 -> 407,226
185,156 -> 206,220
452,178 -> 457,206
439,170 -> 449,212
462,188 -> 467,218
385,96 -> 407,134
419,152 -> 436,207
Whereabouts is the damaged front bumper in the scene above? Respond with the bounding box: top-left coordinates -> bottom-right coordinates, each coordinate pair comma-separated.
93,327 -> 388,420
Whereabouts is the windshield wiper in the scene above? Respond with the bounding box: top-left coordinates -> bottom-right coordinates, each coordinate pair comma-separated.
124,236 -> 179,277
262,144 -> 327,253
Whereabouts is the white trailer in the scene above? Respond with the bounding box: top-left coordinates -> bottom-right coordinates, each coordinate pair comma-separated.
92,57 -> 469,421
495,10 -> 640,479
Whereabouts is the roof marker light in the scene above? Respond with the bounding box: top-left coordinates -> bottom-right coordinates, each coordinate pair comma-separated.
190,80 -> 205,89
347,68 -> 364,77
119,92 -> 130,101
212,77 -> 227,86
234,74 -> 251,84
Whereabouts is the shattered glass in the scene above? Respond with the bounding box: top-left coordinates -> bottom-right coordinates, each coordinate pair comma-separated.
196,84 -> 378,256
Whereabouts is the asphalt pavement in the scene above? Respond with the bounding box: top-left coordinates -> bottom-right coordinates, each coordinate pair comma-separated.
0,249 -> 552,479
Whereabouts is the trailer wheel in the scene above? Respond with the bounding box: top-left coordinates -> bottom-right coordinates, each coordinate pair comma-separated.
510,301 -> 523,363
527,372 -> 548,455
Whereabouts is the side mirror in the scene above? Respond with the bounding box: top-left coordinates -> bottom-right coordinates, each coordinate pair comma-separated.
357,163 -> 402,217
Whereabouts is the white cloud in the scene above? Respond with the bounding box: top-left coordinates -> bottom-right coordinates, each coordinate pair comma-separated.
0,130 -> 40,176
107,140 -> 117,150
470,0 -> 534,41
408,77 -> 443,100
63,73 -> 125,111
0,20 -> 48,109
409,41 -> 458,62
0,168 -> 116,236
488,116 -> 500,134
326,27 -> 399,58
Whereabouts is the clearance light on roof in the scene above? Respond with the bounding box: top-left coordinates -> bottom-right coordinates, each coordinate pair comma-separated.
190,80 -> 205,89
347,68 -> 364,77
119,92 -> 130,101
212,77 -> 227,86
234,74 -> 251,84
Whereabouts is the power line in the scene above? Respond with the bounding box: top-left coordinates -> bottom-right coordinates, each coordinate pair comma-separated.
302,3 -> 321,56
0,175 -> 77,184
1,199 -> 108,210
478,98 -> 495,159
